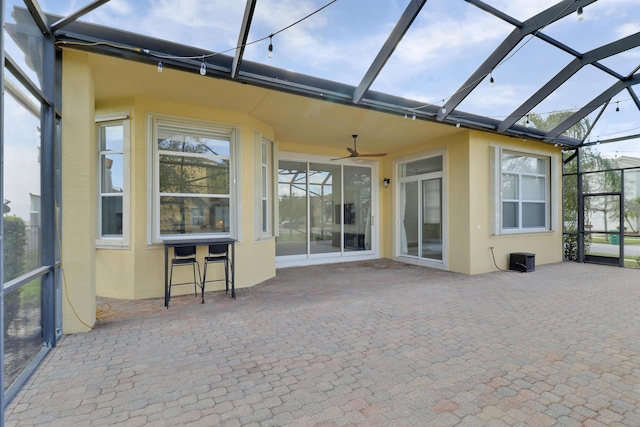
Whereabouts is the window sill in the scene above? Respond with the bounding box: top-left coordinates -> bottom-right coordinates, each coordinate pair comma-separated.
493,228 -> 554,237
96,240 -> 130,250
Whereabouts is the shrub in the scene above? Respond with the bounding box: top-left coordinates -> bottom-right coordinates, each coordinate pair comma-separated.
4,215 -> 27,337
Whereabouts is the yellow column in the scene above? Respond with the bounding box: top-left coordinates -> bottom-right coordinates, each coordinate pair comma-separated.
60,50 -> 96,332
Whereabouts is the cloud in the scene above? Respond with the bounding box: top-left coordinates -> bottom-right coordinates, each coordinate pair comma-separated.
615,23 -> 640,38
242,0 -> 391,84
488,0 -> 559,21
38,1 -> 84,16
393,15 -> 505,68
73,0 -> 243,52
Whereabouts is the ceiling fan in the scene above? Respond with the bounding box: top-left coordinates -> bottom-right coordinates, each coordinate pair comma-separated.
331,134 -> 387,160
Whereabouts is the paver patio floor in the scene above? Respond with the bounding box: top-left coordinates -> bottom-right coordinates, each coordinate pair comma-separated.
5,260 -> 640,426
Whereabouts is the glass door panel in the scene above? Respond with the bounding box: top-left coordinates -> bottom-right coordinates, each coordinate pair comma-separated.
584,194 -> 621,264
422,179 -> 442,260
401,181 -> 419,256
309,163 -> 341,254
344,166 -> 372,252
276,161 -> 308,256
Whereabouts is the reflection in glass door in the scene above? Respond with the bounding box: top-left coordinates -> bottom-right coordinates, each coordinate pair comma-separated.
276,161 -> 307,256
400,181 -> 418,256
309,163 -> 341,254
277,160 -> 373,260
422,179 -> 442,260
344,166 -> 372,252
400,179 -> 442,260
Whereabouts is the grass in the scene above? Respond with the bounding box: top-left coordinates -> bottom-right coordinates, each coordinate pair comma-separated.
590,235 -> 640,245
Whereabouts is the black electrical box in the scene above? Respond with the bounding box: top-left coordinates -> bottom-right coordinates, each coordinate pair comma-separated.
509,252 -> 535,272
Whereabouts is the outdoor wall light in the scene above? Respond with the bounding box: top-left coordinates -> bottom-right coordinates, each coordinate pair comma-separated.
383,177 -> 390,188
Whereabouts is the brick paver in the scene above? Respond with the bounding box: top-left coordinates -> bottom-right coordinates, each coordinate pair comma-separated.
5,260 -> 640,426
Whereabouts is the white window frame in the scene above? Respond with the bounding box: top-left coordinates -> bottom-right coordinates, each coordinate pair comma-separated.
254,131 -> 278,240
96,113 -> 130,249
490,145 -> 557,235
147,114 -> 241,244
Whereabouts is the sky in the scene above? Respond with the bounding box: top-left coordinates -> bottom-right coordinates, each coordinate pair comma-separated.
28,2 -> 640,139
5,0 -> 640,198
3,81 -> 41,223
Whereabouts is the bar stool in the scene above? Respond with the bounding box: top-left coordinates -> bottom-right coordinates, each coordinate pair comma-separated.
168,245 -> 202,303
201,243 -> 229,302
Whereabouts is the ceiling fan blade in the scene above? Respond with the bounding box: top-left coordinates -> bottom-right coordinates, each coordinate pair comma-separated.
330,154 -> 355,161
347,147 -> 357,155
357,153 -> 387,157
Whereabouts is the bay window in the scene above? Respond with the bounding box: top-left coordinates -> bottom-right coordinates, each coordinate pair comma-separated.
148,115 -> 239,243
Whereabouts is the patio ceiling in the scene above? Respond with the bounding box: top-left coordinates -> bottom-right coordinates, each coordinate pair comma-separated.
7,0 -> 640,151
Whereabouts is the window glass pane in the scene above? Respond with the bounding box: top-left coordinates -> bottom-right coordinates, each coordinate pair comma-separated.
502,173 -> 518,199
101,154 -> 123,193
100,124 -> 123,151
522,176 -> 545,200
502,202 -> 518,228
262,200 -> 268,233
3,77 -> 41,272
522,202 -> 546,228
261,166 -> 267,197
101,196 -> 123,236
159,196 -> 229,235
400,156 -> 442,178
4,279 -> 42,391
502,153 -> 545,174
159,155 -> 229,194
158,129 -> 230,156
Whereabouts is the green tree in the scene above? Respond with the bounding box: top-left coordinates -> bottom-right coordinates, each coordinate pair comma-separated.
521,111 -> 621,258
624,197 -> 640,233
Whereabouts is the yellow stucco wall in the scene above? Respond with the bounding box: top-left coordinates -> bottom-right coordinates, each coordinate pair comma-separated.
469,131 -> 563,274
61,49 -> 563,333
61,50 -> 97,332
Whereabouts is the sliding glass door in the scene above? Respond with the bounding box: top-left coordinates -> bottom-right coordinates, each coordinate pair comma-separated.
277,159 -> 375,264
